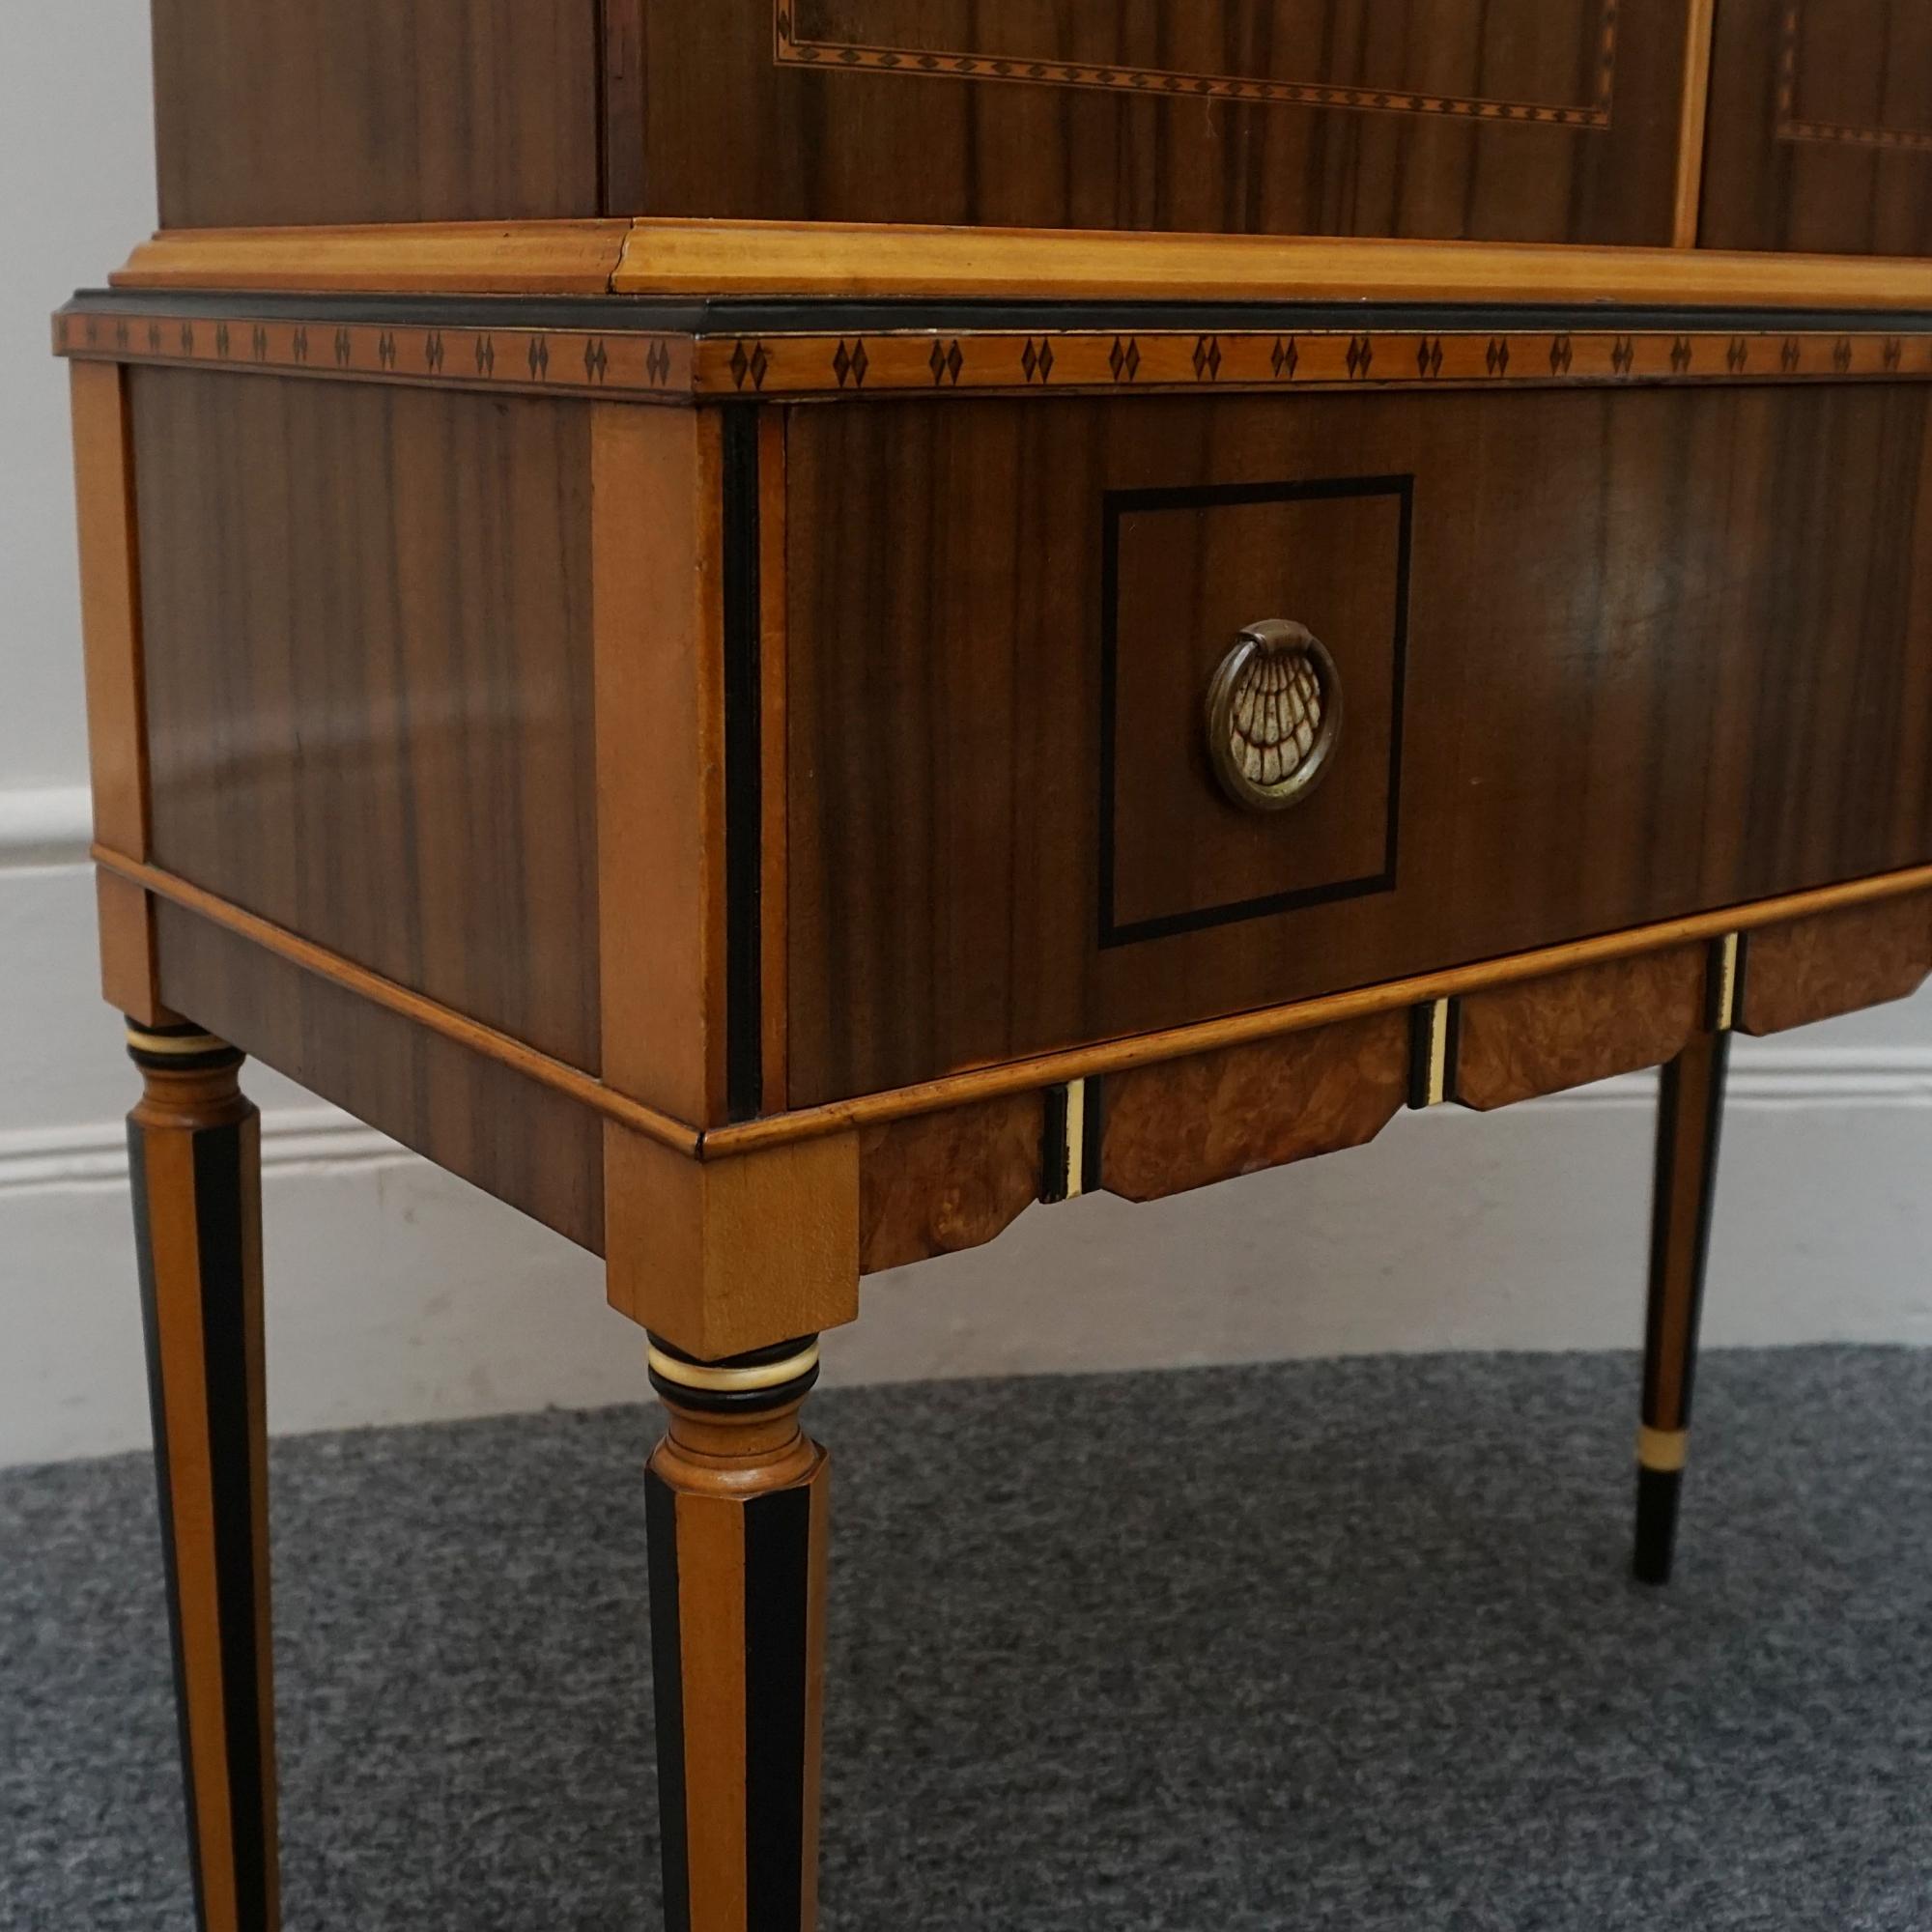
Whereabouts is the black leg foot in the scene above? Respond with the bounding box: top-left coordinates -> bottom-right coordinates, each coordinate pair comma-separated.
1634,1456 -> 1685,1586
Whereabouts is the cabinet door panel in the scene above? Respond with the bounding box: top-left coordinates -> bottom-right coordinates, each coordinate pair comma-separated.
1703,0 -> 1932,255
625,0 -> 1691,244
786,384 -> 1932,1102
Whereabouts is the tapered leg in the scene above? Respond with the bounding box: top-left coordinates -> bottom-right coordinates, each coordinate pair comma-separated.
645,1335 -> 830,1932
127,1021 -> 278,1931
1634,1030 -> 1729,1586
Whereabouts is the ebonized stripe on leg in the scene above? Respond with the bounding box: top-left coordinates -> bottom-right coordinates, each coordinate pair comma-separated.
192,1120 -> 272,1930
745,1487 -> 813,1928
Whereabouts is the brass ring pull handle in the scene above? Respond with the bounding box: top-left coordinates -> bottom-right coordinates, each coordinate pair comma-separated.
1205,618 -> 1344,812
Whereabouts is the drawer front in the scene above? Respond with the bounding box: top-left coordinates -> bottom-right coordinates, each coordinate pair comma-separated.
785,384 -> 1932,1104
1703,0 -> 1932,255
634,0 -> 1690,245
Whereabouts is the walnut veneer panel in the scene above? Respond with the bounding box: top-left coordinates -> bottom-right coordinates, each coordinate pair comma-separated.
155,901 -> 604,1252
627,0 -> 1690,243
1703,0 -> 1932,255
786,385 -> 1932,1103
132,371 -> 601,1074
152,0 -> 603,228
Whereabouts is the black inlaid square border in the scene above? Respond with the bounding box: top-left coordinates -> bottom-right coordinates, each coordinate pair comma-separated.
1098,472 -> 1413,951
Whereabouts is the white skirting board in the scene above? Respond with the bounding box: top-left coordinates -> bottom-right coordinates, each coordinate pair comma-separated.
5,795 -> 1932,1469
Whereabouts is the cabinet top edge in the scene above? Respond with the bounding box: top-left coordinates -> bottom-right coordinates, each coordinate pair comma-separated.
108,218 -> 1932,313
53,289 -> 1932,405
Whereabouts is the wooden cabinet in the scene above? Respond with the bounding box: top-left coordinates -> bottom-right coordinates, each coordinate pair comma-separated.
58,0 -> 1932,1920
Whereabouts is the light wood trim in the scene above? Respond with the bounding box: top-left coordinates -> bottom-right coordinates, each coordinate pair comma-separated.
142,1123 -> 240,1931
97,868 -> 179,1027
758,410 -> 790,1117
1672,0 -> 1719,249
96,843 -> 1932,1169
675,1492 -> 750,1928
592,405 -> 730,1123
605,1124 -> 860,1355
708,866 -> 1932,1156
99,217 -> 1932,310
612,218 -> 1932,309
70,361 -> 148,856
113,221 -> 633,294
95,845 -> 700,1157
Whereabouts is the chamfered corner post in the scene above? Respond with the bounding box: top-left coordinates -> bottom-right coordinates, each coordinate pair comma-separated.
1635,1022 -> 1731,1587
645,1336 -> 831,1932
127,1019 -> 279,1932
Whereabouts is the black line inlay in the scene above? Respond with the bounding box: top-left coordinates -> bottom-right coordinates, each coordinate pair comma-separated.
645,1471 -> 692,1932
1081,1076 -> 1107,1192
1406,1004 -> 1435,1109
744,1484 -> 813,1928
1040,1087 -> 1072,1203
723,406 -> 764,1122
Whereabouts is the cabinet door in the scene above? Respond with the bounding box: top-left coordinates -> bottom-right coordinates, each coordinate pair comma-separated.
1702,0 -> 1932,254
152,0 -> 603,227
622,0 -> 1693,246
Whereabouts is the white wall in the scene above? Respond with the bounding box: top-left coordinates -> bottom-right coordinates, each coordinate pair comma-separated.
4,5 -> 1930,1469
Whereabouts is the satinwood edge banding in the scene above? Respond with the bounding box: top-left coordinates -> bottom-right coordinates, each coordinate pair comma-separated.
104,220 -> 1932,311
1672,0 -> 1719,248
98,846 -> 699,1157
95,844 -> 1932,1163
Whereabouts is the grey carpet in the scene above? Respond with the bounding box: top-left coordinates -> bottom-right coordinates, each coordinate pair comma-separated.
5,1348 -> 1932,1931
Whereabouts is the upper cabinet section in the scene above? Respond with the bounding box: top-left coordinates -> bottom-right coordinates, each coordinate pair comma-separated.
1702,0 -> 1932,255
152,0 -> 1695,246
151,0 -> 604,228
620,0 -> 1690,244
